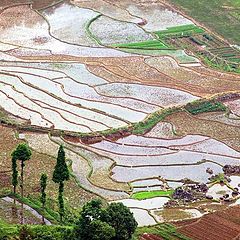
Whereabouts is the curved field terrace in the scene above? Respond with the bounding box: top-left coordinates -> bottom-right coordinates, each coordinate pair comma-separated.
0,0 -> 240,236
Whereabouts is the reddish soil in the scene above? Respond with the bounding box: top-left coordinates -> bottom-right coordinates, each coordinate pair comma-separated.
0,5 -> 45,30
173,218 -> 201,228
0,0 -> 63,10
177,206 -> 240,240
140,233 -> 164,240
32,0 -> 63,10
63,128 -> 133,145
0,171 -> 11,188
0,0 -> 31,8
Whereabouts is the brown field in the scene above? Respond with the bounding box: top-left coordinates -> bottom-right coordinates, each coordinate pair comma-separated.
0,0 -> 31,8
0,198 -> 43,225
32,0 -> 64,10
0,5 -> 45,30
154,208 -> 192,222
82,57 -> 240,98
178,206 -> 240,240
189,65 -> 240,80
0,0 -> 63,10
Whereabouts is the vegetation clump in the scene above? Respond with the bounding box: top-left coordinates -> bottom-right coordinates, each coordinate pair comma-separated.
223,165 -> 240,175
173,183 -> 208,202
185,99 -> 227,115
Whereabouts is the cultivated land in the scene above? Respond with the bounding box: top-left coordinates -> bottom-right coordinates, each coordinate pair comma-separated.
167,0 -> 240,45
0,0 -> 240,239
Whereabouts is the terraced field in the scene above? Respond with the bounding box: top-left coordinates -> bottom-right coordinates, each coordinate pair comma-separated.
0,0 -> 240,237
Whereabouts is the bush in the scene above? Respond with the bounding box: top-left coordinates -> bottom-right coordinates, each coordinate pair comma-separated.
30,226 -> 74,240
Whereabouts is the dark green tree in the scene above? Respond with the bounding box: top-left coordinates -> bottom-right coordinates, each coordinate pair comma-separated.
11,156 -> 18,218
75,199 -> 104,240
11,156 -> 18,194
75,199 -> 137,240
11,143 -> 32,198
52,145 -> 69,222
88,220 -> 115,240
12,143 -> 32,224
40,173 -> 48,224
104,202 -> 138,240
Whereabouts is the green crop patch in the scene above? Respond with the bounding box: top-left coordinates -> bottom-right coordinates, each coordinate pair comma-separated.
131,190 -> 174,200
185,100 -> 227,115
113,39 -> 170,50
155,24 -> 204,38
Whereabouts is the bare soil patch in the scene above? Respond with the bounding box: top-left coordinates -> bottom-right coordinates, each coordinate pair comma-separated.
178,206 -> 240,240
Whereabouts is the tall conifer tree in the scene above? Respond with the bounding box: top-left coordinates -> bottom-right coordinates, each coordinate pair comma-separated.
40,173 -> 48,224
52,145 -> 69,222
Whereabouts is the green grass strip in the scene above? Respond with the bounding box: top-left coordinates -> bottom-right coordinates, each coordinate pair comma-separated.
156,223 -> 191,240
9,193 -> 60,224
0,221 -> 74,240
131,190 -> 174,200
132,223 -> 191,240
113,39 -> 169,50
85,14 -> 102,45
155,24 -> 204,35
155,24 -> 204,39
132,107 -> 180,135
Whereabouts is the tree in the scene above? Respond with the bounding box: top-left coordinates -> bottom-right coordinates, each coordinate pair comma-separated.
75,200 -> 137,240
104,202 -> 138,240
75,199 -> 104,239
12,143 -> 32,224
11,143 -> 32,198
11,156 -> 18,194
11,156 -> 18,218
88,220 -> 115,240
52,145 -> 69,222
40,173 -> 48,224
75,199 -> 115,240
